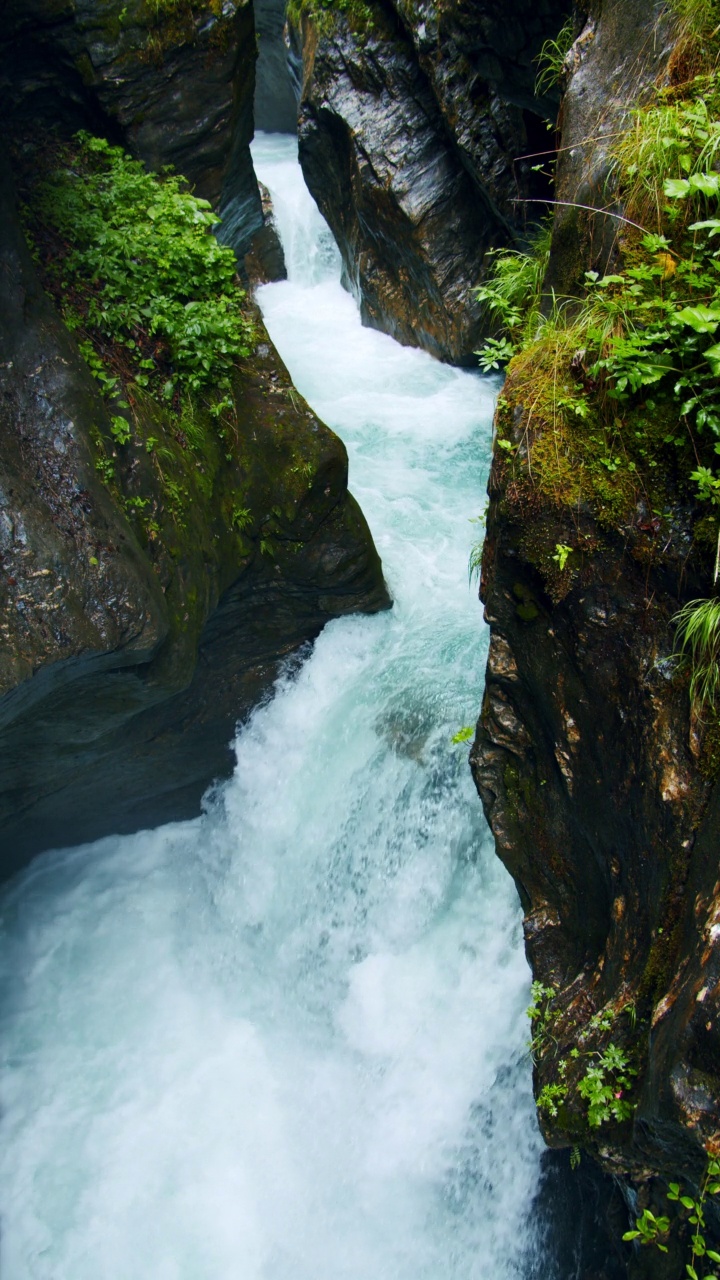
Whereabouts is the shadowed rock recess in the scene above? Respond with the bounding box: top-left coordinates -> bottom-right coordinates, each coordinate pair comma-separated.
293,0 -> 572,362
470,1 -> 720,1274
0,1 -> 389,872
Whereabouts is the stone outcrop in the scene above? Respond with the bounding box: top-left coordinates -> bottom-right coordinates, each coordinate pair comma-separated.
0,5 -> 389,873
0,0 -> 283,265
254,0 -> 298,131
293,0 -> 572,362
544,0 -> 674,296
0,149 -> 388,873
470,1 -> 720,1272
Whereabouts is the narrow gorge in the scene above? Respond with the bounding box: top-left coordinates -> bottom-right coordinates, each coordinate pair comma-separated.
1,0 -> 720,1277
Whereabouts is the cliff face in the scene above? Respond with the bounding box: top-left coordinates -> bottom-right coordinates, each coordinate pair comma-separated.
0,3 -> 389,873
0,0 -> 283,263
255,0 -> 298,130
293,0 -> 571,362
470,0 -> 720,1267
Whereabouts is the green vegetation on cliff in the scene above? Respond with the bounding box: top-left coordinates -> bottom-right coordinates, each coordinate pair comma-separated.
14,132 -> 331,668
286,0 -> 379,39
478,10 -> 720,703
27,133 -> 253,401
19,132 -> 259,561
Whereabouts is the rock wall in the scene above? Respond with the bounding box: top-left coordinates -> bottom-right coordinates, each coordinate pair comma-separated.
470,0 -> 720,1270
0,0 -> 276,259
254,0 -> 298,130
0,3 -> 389,873
293,0 -> 572,362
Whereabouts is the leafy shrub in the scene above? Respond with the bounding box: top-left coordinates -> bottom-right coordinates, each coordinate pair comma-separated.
475,222 -> 552,370
528,986 -> 638,1128
27,133 -> 253,401
624,1153 -> 720,1277
476,67 -> 720,688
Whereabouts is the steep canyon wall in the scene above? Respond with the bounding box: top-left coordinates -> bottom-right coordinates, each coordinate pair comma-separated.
292,0 -> 573,361
469,1 -> 720,1272
0,0 -> 389,871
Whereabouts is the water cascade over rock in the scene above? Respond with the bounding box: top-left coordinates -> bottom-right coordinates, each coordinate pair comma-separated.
0,133 -> 549,1280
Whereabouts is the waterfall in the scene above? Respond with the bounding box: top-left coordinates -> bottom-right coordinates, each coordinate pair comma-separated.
0,133 -> 548,1280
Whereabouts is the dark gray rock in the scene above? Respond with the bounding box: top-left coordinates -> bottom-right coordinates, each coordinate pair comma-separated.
254,0 -> 298,131
293,0 -> 573,362
297,15 -> 496,363
245,181 -> 288,284
0,0 -> 265,255
544,0 -> 674,295
0,148 -> 389,874
470,1 -> 720,1270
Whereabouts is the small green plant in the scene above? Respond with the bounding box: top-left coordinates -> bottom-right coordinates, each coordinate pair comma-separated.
475,222 -> 553,368
527,981 -> 560,1057
534,17 -> 575,97
624,1207 -> 672,1252
231,505 -> 252,532
527,988 -> 638,1129
575,1042 -> 636,1126
536,1080 -> 569,1117
672,596 -> 720,709
110,415 -> 132,446
287,0 -> 376,37
477,337 -> 515,372
624,1153 -> 720,1277
451,725 -> 474,744
552,543 -> 572,571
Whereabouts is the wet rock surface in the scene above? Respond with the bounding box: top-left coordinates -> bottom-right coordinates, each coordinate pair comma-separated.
293,0 -> 572,362
297,14 -> 493,362
544,0 -> 675,297
254,0 -> 298,131
0,131 -> 388,873
0,0 -> 272,256
470,0 -> 720,1270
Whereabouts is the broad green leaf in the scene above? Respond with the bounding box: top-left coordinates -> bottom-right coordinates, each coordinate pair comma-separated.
665,177 -> 691,198
451,726 -> 474,744
689,219 -> 720,237
674,306 -> 720,333
703,343 -> 720,370
689,172 -> 720,196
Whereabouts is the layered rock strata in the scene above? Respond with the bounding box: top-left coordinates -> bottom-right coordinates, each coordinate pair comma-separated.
0,6 -> 389,872
293,0 -> 572,361
0,0 -> 280,263
471,1 -> 720,1271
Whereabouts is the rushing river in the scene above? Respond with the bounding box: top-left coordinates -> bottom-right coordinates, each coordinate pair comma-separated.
0,134 -> 547,1279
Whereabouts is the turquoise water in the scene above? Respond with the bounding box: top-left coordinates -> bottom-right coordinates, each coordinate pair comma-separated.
0,134 -> 545,1279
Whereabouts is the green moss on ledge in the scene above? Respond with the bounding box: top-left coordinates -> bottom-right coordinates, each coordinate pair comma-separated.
287,0 -> 386,41
13,131 -> 360,690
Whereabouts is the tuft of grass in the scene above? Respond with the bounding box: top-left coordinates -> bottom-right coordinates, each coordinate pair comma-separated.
672,596 -> 720,709
668,0 -> 720,55
475,221 -> 553,367
534,17 -> 576,98
616,82 -> 720,229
